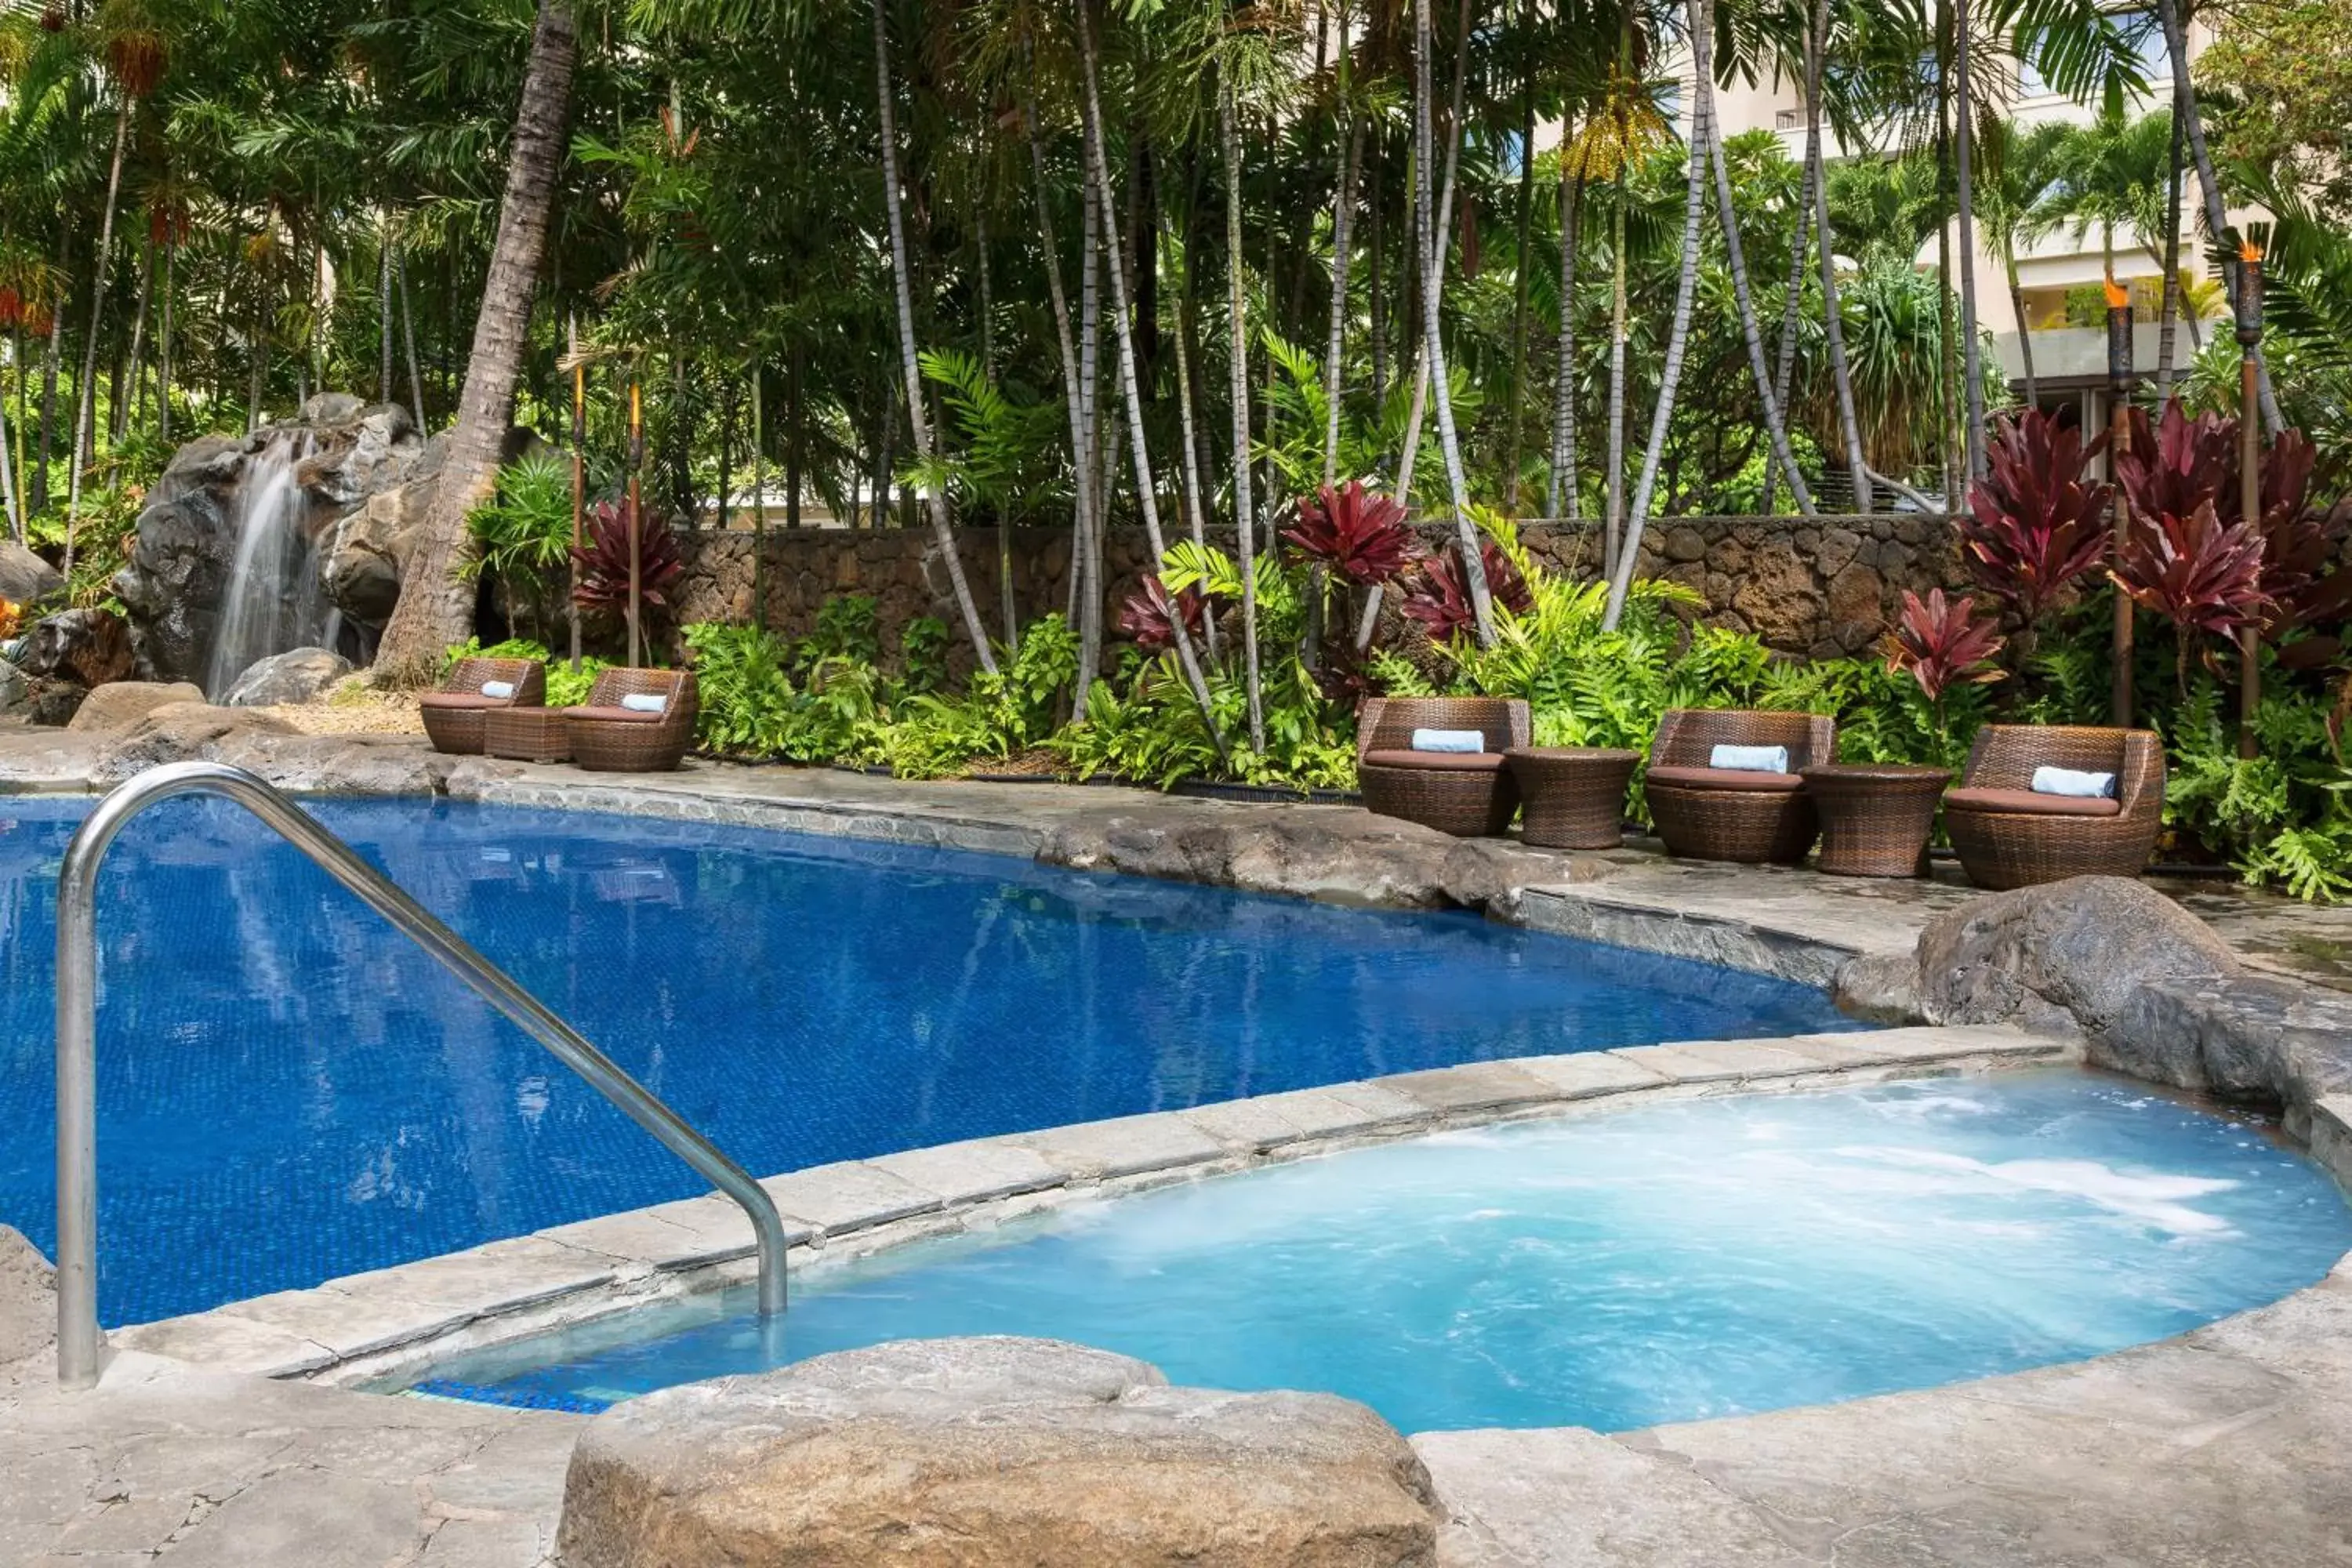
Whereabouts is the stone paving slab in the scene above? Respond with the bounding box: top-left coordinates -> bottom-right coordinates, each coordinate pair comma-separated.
1422,1268 -> 2352,1566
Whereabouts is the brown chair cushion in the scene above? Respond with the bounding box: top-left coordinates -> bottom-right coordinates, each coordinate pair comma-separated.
1644,764 -> 1805,793
1360,749 -> 1508,773
566,704 -> 670,726
1944,786 -> 2122,818
419,692 -> 508,711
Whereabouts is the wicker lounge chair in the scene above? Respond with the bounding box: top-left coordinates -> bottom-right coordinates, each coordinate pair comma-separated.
1943,724 -> 2165,889
1643,708 -> 1835,864
419,656 -> 546,756
1356,695 -> 1532,837
565,667 -> 699,773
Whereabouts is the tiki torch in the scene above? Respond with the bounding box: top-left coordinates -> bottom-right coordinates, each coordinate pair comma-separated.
626,379 -> 645,670
2236,239 -> 2264,760
568,321 -> 586,675
2107,276 -> 2135,726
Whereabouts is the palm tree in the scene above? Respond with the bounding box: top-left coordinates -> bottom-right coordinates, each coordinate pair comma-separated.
1806,0 -> 1870,513
2151,0 -> 2281,432
376,1 -> 578,681
871,0 -> 998,675
1604,0 -> 1712,630
1412,0 -> 1494,643
1973,114 -> 2067,408
1076,0 -> 1228,759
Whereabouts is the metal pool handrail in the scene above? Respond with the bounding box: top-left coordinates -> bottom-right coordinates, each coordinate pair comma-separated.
53,760 -> 789,1391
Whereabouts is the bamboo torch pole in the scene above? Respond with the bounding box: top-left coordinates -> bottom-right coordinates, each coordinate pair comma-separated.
2235,241 -> 2264,760
627,379 -> 644,670
2106,277 -> 2135,726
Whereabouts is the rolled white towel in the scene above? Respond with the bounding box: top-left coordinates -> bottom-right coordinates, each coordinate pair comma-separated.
2031,764 -> 2115,799
619,691 -> 670,715
479,680 -> 517,699
1710,743 -> 1790,775
1410,728 -> 1486,754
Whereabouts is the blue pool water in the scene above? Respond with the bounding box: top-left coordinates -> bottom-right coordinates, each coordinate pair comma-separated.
0,795 -> 1860,1324
420,1075 -> 2352,1433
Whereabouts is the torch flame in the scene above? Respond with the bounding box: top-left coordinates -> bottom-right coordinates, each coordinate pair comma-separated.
2103,278 -> 2130,309
2240,238 -> 2263,264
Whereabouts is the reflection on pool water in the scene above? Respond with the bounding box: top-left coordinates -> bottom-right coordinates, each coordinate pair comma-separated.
0,795 -> 1860,1324
417,1073 -> 2352,1433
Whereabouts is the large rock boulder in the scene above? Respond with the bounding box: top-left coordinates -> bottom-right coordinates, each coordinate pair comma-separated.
221,646 -> 353,707
0,1225 -> 54,1370
14,608 -> 136,726
64,680 -> 205,733
1911,875 -> 2352,1106
557,1338 -> 1443,1568
0,541 -> 61,605
321,435 -> 445,626
18,608 -> 135,688
113,401 -> 434,685
1916,875 -> 2239,1040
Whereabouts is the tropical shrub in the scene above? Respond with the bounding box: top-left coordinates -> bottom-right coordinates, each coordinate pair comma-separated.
1956,409 -> 2113,638
572,501 -> 684,623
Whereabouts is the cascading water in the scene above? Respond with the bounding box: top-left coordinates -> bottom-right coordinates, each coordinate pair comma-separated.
205,430 -> 343,696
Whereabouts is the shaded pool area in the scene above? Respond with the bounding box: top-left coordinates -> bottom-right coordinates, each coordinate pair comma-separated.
418,1073 -> 2352,1433
0,796 -> 1859,1324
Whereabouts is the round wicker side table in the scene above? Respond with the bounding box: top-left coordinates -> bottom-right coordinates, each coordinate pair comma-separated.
1504,747 -> 1639,849
483,706 -> 574,764
1800,763 -> 1951,877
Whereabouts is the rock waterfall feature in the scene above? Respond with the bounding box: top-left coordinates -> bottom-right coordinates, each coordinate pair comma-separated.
114,395 -> 443,692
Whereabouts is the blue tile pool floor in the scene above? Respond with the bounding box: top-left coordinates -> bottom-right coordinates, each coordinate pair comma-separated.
0,796 -> 1861,1324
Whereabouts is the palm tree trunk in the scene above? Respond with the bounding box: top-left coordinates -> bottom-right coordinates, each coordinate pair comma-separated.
1027,88 -> 1096,691
2009,257 -> 2039,408
397,248 -> 426,426
1605,187 -> 1628,570
1604,0 -> 1713,629
1079,0 -> 1228,762
1759,149 -> 1814,510
1954,0 -> 1986,480
1393,0 -> 1472,503
64,96 -> 132,581
1706,92 -> 1816,514
1169,226 -> 1217,657
2157,100 -> 2185,399
1414,0 -> 1494,641
2154,0 -> 2281,432
1548,134 -> 1583,520
1502,23 -> 1538,511
1321,111 -> 1365,488
1368,139 -> 1388,407
1808,0 -> 1871,513
118,235 -> 154,443
0,364 -> 18,543
375,1 -> 577,681
866,0 -> 996,673
143,245 -> 169,449
379,215 -> 395,404
1219,79 -> 1266,750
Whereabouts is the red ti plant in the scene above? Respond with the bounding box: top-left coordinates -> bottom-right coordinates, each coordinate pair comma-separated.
2116,400 -> 2352,671
2113,500 -> 2271,696
1399,539 -> 1532,644
1886,590 -> 2005,702
572,500 -> 684,620
1117,575 -> 1208,653
1283,481 -> 1417,586
1957,409 -> 2114,646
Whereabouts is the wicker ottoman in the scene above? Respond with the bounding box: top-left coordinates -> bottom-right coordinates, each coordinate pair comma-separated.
1504,747 -> 1638,849
484,706 -> 575,764
1801,764 -> 1950,877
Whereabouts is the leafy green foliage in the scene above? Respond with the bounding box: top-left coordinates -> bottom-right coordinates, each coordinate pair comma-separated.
439,637 -> 607,706
466,452 -> 574,583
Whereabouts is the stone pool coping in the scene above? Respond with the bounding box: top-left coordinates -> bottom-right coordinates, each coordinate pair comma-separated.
105,1024 -> 2111,1390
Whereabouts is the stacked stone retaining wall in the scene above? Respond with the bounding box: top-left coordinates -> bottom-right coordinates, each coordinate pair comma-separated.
672,514 -> 1965,672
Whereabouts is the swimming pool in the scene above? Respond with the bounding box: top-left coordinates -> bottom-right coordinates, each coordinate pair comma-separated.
0,795 -> 1859,1324
416,1074 -> 2352,1433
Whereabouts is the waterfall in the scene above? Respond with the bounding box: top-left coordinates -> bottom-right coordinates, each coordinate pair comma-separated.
205,430 -> 343,696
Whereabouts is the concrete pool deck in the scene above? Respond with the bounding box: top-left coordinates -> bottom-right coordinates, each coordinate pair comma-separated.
2,726 -> 2351,1563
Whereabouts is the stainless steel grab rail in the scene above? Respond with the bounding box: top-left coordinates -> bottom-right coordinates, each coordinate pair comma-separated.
54,760 -> 789,1390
